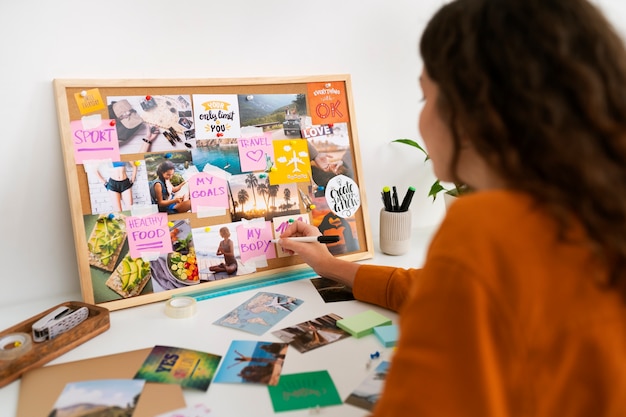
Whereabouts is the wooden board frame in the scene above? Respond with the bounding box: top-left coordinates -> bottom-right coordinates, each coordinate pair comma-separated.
53,75 -> 372,311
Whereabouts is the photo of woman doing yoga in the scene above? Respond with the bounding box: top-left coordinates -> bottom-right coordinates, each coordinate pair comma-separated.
209,226 -> 238,275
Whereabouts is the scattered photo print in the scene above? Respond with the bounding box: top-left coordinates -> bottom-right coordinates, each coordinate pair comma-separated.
134,345 -> 222,391
48,379 -> 145,417
154,403 -> 214,417
267,370 -> 342,412
214,291 -> 303,335
272,313 -> 351,353
345,361 -> 390,411
215,340 -> 288,385
311,277 -> 355,302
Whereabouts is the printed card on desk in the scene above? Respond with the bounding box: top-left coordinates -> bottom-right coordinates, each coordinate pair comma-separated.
344,360 -> 390,411
310,277 -> 355,302
214,340 -> 288,385
336,310 -> 393,338
272,313 -> 351,353
48,379 -> 146,417
154,403 -> 214,417
267,370 -> 343,412
213,291 -> 303,335
134,346 -> 222,391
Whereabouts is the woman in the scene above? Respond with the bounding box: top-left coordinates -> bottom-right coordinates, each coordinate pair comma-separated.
96,160 -> 137,212
209,226 -> 238,275
150,160 -> 191,213
278,0 -> 626,416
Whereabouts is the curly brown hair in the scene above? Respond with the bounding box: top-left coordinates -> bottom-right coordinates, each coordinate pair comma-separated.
420,0 -> 626,284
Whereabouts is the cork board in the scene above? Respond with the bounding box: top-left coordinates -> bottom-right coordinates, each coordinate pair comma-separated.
53,75 -> 372,310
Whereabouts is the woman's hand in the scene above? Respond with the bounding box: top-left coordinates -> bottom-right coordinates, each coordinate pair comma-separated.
313,153 -> 331,171
278,220 -> 360,286
147,125 -> 160,141
277,221 -> 336,276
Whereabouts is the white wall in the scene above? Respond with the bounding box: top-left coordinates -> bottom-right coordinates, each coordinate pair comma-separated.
1,0 -> 625,309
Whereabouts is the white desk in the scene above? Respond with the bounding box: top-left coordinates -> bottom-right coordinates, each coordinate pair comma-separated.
0,226 -> 436,417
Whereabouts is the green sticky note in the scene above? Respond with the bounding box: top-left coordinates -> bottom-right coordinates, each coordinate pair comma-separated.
267,370 -> 342,412
336,310 -> 392,338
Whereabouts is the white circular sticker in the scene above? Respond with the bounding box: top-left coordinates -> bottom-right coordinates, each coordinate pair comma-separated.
325,175 -> 361,218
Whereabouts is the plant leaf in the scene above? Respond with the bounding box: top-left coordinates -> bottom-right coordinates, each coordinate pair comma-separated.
428,180 -> 445,201
391,139 -> 430,161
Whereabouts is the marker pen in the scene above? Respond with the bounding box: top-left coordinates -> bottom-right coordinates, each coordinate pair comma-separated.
269,236 -> 340,244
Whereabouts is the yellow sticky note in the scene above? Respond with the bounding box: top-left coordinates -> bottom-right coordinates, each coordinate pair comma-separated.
74,88 -> 106,115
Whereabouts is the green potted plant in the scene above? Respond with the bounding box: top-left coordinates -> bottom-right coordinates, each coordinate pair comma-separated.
392,138 -> 469,202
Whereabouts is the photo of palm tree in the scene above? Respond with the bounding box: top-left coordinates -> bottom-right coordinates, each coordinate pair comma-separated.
228,172 -> 301,221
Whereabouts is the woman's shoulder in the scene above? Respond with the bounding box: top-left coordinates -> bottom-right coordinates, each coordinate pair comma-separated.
444,189 -> 537,230
431,189 -> 549,253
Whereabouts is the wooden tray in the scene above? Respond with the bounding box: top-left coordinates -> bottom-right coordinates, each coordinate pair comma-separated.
0,301 -> 110,388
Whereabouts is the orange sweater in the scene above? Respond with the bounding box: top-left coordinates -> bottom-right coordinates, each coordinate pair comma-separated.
354,190 -> 626,417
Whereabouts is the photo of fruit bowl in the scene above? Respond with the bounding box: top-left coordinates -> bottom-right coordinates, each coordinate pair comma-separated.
167,250 -> 200,285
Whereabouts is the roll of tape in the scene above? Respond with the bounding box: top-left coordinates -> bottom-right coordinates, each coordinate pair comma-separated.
0,332 -> 33,361
165,297 -> 197,319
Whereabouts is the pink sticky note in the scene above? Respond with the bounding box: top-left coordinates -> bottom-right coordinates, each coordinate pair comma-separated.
71,119 -> 121,164
236,221 -> 276,263
238,133 -> 274,172
125,213 -> 172,258
273,215 -> 308,236
188,172 -> 229,213
272,215 -> 310,258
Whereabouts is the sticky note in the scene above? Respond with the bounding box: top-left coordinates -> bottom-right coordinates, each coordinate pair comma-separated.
125,212 -> 172,258
307,82 -> 350,125
238,134 -> 274,172
336,310 -> 392,338
71,118 -> 120,164
374,324 -> 398,348
192,94 -> 241,140
235,220 -> 276,263
268,139 -> 312,185
74,88 -> 106,115
188,171 -> 229,214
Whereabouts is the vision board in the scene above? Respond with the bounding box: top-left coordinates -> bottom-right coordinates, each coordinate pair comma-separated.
53,75 -> 372,311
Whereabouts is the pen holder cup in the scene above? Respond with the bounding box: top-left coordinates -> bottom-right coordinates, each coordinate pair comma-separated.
379,209 -> 412,256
